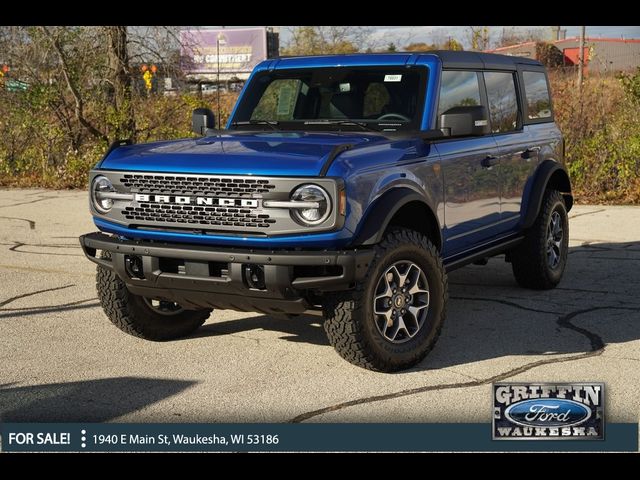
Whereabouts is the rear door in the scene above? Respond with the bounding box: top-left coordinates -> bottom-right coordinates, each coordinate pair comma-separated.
437,70 -> 501,255
518,68 -> 560,214
483,70 -> 538,231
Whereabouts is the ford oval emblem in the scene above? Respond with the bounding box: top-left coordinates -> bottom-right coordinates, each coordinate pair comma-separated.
504,398 -> 591,428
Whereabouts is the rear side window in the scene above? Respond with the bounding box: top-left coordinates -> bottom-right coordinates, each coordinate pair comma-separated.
438,71 -> 481,119
484,72 -> 519,133
522,71 -> 552,120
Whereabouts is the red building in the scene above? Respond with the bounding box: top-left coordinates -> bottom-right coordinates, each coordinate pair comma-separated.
488,37 -> 640,74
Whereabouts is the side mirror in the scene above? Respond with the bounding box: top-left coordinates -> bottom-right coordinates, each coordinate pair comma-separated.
440,105 -> 490,137
192,108 -> 216,136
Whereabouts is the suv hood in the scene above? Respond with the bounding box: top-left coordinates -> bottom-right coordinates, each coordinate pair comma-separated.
99,131 -> 387,176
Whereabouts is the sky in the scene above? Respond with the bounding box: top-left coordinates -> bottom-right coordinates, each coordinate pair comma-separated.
366,26 -> 640,47
209,26 -> 640,49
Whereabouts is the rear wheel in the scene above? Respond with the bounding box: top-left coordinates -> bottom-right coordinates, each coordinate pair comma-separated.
96,253 -> 210,341
511,189 -> 569,289
323,228 -> 447,372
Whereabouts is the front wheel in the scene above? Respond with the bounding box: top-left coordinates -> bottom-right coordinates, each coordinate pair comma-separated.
96,253 -> 211,341
323,228 -> 448,372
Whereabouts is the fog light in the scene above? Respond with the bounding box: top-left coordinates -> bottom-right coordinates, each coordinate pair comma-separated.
125,255 -> 144,279
244,264 -> 266,290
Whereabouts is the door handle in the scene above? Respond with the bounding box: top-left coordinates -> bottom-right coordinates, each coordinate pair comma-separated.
521,146 -> 541,160
481,155 -> 499,168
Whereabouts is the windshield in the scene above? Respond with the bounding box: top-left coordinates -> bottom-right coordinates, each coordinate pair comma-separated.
230,66 -> 427,132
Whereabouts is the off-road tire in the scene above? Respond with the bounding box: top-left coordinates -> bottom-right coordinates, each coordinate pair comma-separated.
323,228 -> 448,372
511,189 -> 569,290
96,252 -> 210,340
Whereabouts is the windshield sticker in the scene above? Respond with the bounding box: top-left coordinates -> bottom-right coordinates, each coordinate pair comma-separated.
277,86 -> 294,116
384,74 -> 402,82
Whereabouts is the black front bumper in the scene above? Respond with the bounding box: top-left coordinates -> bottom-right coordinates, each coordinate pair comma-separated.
79,232 -> 374,315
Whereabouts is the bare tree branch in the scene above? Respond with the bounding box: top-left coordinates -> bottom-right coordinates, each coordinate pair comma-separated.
39,26 -> 108,143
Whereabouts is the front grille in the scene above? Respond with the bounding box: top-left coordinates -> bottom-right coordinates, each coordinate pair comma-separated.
123,203 -> 276,228
94,170 -> 338,236
120,174 -> 276,197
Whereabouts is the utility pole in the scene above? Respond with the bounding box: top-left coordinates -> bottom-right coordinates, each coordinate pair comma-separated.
216,31 -> 226,130
216,32 -> 223,130
577,26 -> 586,92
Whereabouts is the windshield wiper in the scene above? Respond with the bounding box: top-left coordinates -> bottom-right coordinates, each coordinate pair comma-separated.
231,120 -> 280,131
305,120 -> 379,132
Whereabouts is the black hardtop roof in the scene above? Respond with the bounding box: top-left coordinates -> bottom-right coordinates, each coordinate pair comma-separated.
276,50 -> 544,71
430,50 -> 543,69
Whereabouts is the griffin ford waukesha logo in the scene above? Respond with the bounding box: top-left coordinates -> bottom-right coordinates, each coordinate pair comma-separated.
493,383 -> 604,440
134,194 -> 259,208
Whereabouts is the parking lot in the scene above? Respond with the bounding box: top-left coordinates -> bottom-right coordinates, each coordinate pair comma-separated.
1,188 -> 639,424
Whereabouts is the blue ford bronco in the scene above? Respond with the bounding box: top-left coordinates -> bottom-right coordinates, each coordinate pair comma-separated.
80,51 -> 572,372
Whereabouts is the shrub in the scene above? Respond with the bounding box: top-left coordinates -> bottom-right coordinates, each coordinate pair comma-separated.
551,70 -> 640,203
536,42 -> 564,69
0,91 -> 240,189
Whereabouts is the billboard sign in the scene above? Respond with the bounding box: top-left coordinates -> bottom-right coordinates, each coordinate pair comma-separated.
181,27 -> 267,76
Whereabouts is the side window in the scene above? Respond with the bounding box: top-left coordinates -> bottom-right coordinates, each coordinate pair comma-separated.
251,79 -> 302,121
438,70 -> 482,120
483,72 -> 519,133
522,71 -> 552,120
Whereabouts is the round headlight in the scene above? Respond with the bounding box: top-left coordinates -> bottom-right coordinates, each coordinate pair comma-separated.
92,175 -> 115,213
291,184 -> 331,226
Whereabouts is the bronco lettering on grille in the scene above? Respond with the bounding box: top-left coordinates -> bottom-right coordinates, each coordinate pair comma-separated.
134,194 -> 259,208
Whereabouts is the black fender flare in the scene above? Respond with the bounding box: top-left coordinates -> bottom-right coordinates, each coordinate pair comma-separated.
521,160 -> 573,229
350,188 -> 442,248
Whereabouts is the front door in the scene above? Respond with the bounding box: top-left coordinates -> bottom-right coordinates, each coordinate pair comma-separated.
438,137 -> 501,255
436,70 -> 502,256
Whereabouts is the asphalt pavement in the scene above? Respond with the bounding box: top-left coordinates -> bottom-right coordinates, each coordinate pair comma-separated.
1,188 -> 639,424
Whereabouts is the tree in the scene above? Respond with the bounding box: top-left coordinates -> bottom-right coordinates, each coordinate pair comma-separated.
38,26 -> 109,144
387,42 -> 397,52
467,26 -> 490,51
105,26 -> 136,141
37,26 -> 139,144
535,42 -> 564,68
404,38 -> 463,52
496,27 -> 548,49
0,25 -> 189,178
281,26 -> 372,56
443,38 -> 464,51
404,42 -> 438,52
